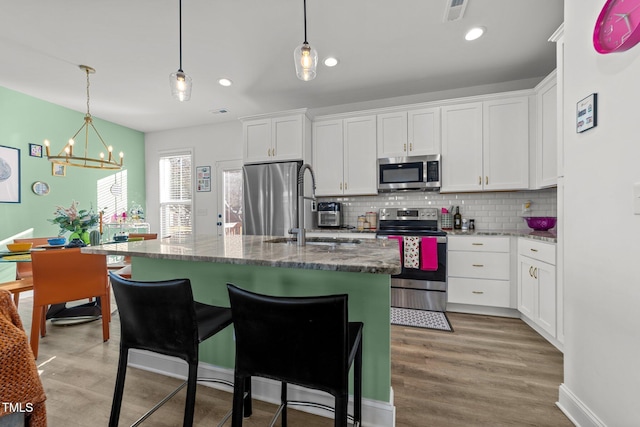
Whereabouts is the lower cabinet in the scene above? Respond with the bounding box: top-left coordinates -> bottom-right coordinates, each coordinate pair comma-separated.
447,236 -> 512,308
517,238 -> 557,338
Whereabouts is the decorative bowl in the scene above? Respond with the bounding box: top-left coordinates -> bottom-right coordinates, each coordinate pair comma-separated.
523,216 -> 557,231
48,237 -> 66,246
7,242 -> 33,252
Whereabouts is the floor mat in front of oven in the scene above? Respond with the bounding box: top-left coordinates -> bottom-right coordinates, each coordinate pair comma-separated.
391,307 -> 453,332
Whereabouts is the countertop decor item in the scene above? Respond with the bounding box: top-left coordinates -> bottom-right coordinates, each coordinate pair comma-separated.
47,237 -> 66,246
523,216 -> 557,231
49,201 -> 101,244
593,0 -> 640,54
44,65 -> 124,170
6,243 -> 32,253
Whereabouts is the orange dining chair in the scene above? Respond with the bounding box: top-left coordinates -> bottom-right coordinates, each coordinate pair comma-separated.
114,233 -> 158,279
30,247 -> 110,359
13,237 -> 56,281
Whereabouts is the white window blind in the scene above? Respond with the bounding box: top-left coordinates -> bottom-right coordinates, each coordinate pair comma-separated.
97,170 -> 128,221
159,151 -> 193,237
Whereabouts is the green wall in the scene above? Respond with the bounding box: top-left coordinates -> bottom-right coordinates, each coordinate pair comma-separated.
0,86 -> 145,239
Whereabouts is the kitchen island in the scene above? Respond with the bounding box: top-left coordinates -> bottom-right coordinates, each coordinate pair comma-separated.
84,234 -> 401,426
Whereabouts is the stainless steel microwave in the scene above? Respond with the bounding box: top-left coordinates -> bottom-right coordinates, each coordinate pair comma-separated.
377,154 -> 441,192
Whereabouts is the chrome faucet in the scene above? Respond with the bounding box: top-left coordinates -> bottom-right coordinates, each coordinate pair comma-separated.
289,163 -> 316,246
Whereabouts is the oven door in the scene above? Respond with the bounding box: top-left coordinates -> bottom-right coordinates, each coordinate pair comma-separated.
380,232 -> 448,311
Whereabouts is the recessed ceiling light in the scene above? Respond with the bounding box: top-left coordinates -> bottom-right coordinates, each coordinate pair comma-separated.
218,78 -> 233,87
465,27 -> 485,41
323,57 -> 339,67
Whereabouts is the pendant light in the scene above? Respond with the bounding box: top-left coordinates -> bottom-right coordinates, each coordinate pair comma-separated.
170,0 -> 192,101
294,0 -> 318,81
45,65 -> 123,170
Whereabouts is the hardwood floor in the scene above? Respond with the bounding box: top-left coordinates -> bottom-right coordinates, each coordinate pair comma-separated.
14,295 -> 571,426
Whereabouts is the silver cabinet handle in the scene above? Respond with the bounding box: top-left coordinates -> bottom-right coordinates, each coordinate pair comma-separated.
472,291 -> 484,294
530,248 -> 539,252
471,243 -> 484,246
472,264 -> 484,267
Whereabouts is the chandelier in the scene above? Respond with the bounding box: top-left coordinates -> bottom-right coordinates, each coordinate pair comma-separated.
45,65 -> 123,170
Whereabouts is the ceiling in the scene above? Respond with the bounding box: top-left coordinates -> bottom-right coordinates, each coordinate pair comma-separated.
0,0 -> 564,133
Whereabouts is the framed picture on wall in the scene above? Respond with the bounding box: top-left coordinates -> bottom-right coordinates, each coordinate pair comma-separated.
29,143 -> 43,158
576,93 -> 598,133
196,165 -> 211,192
52,163 -> 66,177
0,145 -> 21,203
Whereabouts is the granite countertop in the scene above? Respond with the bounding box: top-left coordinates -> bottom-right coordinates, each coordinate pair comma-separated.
446,229 -> 557,243
82,234 -> 401,275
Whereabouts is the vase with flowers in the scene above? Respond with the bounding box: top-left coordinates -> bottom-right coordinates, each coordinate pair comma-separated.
49,201 -> 100,245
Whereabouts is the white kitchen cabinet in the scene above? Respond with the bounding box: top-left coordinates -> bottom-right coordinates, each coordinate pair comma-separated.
242,111 -> 311,164
313,115 -> 377,196
517,238 -> 557,338
441,96 -> 529,192
532,71 -> 557,188
377,107 -> 440,157
447,236 -> 512,308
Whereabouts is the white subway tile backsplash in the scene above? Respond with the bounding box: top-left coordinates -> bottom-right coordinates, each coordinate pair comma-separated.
321,188 -> 557,232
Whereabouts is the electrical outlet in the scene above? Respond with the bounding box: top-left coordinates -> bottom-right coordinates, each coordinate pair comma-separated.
522,201 -> 532,214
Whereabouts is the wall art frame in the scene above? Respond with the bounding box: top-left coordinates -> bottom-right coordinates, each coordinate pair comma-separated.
52,163 -> 66,177
196,165 -> 211,192
577,93 -> 598,133
29,143 -> 43,158
0,145 -> 21,203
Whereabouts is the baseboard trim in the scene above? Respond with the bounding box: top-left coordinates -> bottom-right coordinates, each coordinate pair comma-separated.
129,349 -> 396,427
557,383 -> 605,427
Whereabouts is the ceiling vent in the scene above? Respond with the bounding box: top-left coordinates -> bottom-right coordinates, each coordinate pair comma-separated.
443,0 -> 468,22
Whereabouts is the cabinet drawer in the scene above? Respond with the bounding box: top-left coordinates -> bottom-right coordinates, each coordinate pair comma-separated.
518,238 -> 555,265
448,236 -> 510,252
448,251 -> 510,280
448,277 -> 511,308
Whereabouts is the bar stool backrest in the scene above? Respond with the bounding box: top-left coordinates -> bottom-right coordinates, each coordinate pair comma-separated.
109,273 -> 200,364
227,284 -> 350,396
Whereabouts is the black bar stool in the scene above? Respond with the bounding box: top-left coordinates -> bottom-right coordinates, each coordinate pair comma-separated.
108,272 -> 234,427
226,283 -> 363,427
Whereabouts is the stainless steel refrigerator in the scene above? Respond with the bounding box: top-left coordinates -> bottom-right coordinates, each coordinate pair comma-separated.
243,161 -> 301,236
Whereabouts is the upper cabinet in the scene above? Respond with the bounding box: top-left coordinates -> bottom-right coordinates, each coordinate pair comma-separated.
441,95 -> 530,192
242,110 -> 311,164
532,71 -> 558,189
377,107 -> 441,158
313,115 -> 378,196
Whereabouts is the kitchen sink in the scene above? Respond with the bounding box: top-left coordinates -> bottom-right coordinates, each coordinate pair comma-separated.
265,237 -> 362,246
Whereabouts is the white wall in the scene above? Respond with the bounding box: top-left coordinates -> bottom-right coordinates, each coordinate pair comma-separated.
144,120 -> 243,236
560,2 -> 640,426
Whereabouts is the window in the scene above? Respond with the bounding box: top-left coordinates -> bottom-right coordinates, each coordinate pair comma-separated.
97,170 -> 128,222
159,150 -> 192,237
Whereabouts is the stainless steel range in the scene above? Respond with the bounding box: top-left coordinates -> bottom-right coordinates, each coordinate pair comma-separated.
377,207 -> 448,312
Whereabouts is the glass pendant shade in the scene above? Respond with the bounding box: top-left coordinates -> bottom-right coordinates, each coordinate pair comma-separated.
170,70 -> 192,101
294,42 -> 318,81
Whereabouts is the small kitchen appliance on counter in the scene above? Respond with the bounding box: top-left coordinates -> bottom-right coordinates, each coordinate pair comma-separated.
317,202 -> 342,228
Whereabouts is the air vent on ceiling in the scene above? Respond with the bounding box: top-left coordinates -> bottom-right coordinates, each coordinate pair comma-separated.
210,108 -> 229,114
443,0 -> 468,22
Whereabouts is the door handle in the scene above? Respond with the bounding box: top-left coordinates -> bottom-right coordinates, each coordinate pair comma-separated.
478,176 -> 482,185
409,143 -> 413,151
404,143 -> 407,151
472,291 -> 484,294
529,266 -> 533,277
471,243 -> 484,246
533,267 -> 538,279
485,176 -> 488,185
530,248 -> 539,252
339,182 -> 342,190
344,182 -> 347,190
472,264 -> 484,267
